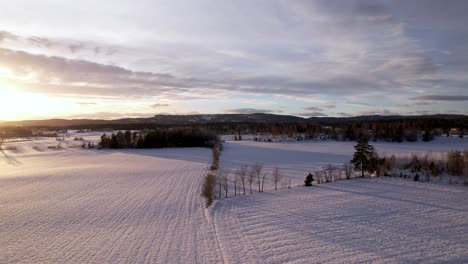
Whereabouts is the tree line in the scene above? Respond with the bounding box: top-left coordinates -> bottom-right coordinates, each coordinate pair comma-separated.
202,136 -> 467,208
345,138 -> 468,183
206,117 -> 466,142
202,160 -> 292,207
99,128 -> 221,149
4,115 -> 464,143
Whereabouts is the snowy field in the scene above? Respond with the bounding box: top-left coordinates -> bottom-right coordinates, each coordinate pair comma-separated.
0,143 -> 224,263
1,134 -> 467,263
212,178 -> 468,263
220,137 -> 468,187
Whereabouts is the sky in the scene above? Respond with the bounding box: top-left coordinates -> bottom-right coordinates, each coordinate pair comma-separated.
0,0 -> 467,120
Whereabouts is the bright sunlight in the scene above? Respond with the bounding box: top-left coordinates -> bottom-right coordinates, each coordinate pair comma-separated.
0,85 -> 72,120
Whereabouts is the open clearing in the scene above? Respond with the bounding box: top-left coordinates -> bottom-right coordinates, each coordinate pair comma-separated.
1,136 -> 467,263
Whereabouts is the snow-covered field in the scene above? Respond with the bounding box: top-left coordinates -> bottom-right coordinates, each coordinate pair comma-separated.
220,137 -> 468,186
213,178 -> 468,263
1,142 -> 225,263
1,135 -> 467,263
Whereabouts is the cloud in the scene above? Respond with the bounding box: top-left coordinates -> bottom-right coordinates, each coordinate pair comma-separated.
0,1 -> 467,118
76,102 -> 97,106
28,36 -> 54,48
65,112 -> 153,120
105,48 -> 118,56
93,47 -> 101,56
356,108 -> 398,116
0,31 -> 18,42
414,101 -> 433,106
323,102 -> 336,109
336,112 -> 353,117
69,43 -> 85,53
304,106 -> 322,111
0,47 -> 215,100
295,111 -> 328,117
224,108 -> 275,114
151,103 -> 170,108
409,95 -> 468,101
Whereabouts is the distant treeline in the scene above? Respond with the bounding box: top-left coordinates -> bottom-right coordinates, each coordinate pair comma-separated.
99,128 -> 220,149
205,118 -> 466,142
0,127 -> 33,138
2,116 -> 466,142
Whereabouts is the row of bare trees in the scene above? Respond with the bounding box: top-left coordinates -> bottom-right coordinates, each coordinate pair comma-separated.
214,163 -> 291,199
307,163 -> 354,185
202,145 -> 221,207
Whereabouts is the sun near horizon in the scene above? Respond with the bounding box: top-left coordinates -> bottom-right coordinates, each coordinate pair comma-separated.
1,1 -> 467,121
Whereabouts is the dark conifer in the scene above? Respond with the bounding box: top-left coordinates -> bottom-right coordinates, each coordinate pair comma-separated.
351,137 -> 375,177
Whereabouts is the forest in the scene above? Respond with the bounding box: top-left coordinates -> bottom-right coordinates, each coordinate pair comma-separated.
98,128 -> 221,149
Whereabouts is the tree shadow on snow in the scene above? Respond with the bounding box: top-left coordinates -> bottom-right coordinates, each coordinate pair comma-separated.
0,149 -> 21,165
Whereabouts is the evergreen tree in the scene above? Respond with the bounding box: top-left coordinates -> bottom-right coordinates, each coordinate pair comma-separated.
110,133 -> 120,149
136,134 -> 145,148
124,130 -> 132,146
351,137 -> 375,177
100,133 -> 110,148
304,173 -> 314,186
422,130 -> 432,142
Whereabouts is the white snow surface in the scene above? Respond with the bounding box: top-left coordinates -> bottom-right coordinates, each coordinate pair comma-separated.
1,144 -> 224,263
220,137 -> 468,186
1,135 -> 467,263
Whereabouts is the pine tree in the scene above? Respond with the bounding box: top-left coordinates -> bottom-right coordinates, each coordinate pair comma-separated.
422,130 -> 432,142
136,134 -> 145,148
351,137 -> 375,177
110,133 -> 120,149
304,173 -> 314,186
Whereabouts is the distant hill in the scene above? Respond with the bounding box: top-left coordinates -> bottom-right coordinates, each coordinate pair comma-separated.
306,114 -> 467,123
0,113 -> 466,128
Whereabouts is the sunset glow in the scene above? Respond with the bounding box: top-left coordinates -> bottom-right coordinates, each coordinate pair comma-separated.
0,84 -> 72,120
0,1 -> 467,120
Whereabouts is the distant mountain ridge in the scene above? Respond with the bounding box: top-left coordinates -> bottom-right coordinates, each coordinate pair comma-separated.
0,113 -> 466,127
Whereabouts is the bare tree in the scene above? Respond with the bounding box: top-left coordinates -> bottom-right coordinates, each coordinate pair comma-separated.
464,151 -> 468,182
251,162 -> 264,193
260,173 -> 268,192
247,165 -> 256,194
272,167 -> 282,190
237,165 -> 248,195
222,170 -> 230,198
202,172 -> 216,207
343,162 -> 353,179
447,151 -> 464,184
233,171 -> 238,196
216,170 -> 223,199
324,164 -> 337,182
315,169 -> 324,184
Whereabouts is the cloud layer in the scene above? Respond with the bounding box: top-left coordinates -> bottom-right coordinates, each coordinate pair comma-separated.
0,0 -> 467,119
